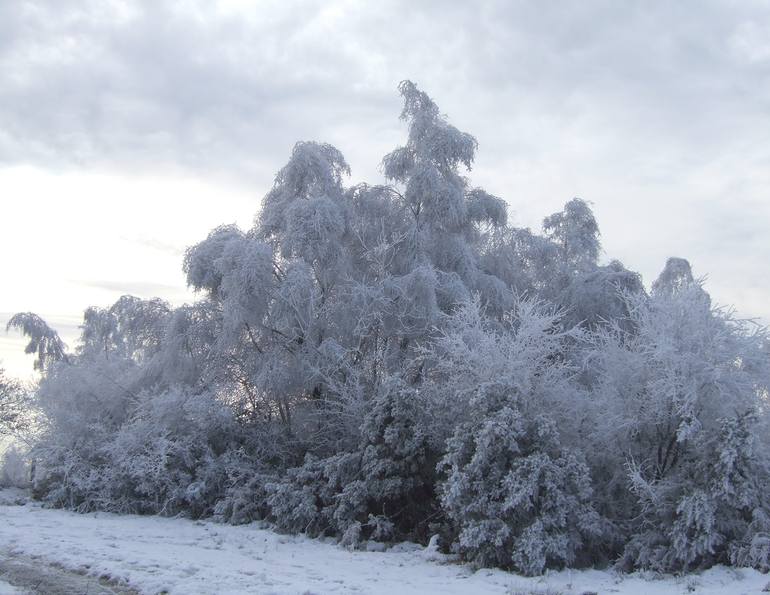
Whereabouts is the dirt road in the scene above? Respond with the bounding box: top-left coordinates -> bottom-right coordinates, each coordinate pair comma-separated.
0,550 -> 138,595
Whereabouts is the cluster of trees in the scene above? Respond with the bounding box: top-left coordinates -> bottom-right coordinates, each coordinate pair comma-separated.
0,366 -> 27,437
0,366 -> 31,487
5,81 -> 770,575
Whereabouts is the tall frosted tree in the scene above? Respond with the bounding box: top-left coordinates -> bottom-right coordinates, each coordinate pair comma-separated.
382,81 -> 509,316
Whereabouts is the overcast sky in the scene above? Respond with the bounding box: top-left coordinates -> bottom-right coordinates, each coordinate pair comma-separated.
2,0 -> 770,378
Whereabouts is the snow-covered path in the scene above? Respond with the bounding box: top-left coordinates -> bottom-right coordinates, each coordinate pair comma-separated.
0,493 -> 768,595
0,502 -> 510,595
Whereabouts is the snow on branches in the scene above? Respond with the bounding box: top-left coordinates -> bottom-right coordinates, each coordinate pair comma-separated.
7,81 -> 770,576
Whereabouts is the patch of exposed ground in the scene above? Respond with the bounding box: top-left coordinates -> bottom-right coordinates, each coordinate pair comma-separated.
0,550 -> 138,595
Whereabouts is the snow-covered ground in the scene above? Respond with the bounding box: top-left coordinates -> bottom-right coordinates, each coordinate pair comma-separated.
0,490 -> 768,595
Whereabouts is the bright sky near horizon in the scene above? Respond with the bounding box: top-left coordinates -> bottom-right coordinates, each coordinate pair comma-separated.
2,0 -> 770,379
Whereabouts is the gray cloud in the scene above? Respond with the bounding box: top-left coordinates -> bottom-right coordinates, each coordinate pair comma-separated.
0,0 -> 398,182
2,0 -> 770,320
4,1 -> 768,177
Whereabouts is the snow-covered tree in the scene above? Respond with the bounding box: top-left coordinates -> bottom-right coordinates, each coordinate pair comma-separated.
6,313 -> 67,371
382,81 -> 509,315
266,376 -> 437,544
543,198 -> 601,276
586,261 -> 770,571
0,365 -> 28,437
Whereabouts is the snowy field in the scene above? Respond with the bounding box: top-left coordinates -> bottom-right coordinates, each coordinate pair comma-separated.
0,490 -> 767,595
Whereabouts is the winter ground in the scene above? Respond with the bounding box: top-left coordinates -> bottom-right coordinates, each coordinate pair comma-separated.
0,490 -> 768,595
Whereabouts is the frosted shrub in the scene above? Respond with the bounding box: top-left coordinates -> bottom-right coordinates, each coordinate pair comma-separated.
440,410 -> 601,574
101,388 -> 239,517
0,444 -> 29,488
333,379 -> 438,541
267,378 -> 437,544
731,508 -> 770,573
430,299 -> 603,574
266,451 -> 359,536
620,411 -> 770,572
588,266 -> 770,572
213,458 -> 273,525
